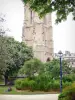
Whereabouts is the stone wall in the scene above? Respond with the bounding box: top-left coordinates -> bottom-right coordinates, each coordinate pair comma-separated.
22,5 -> 54,62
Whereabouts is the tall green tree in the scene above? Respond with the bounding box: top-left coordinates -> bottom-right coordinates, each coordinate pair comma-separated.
0,36 -> 8,76
22,0 -> 75,23
0,14 -> 7,35
0,14 -> 33,84
0,15 -> 9,82
0,36 -> 33,85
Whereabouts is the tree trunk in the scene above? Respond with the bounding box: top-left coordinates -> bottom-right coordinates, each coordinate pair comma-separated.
4,75 -> 8,85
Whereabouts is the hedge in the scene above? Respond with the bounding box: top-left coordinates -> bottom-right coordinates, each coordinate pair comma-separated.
58,83 -> 75,100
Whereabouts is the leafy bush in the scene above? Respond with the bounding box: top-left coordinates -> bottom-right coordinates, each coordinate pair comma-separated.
15,78 -> 29,90
15,77 -> 74,92
19,58 -> 44,78
15,75 -> 53,91
15,75 -> 61,91
62,74 -> 75,88
52,80 -> 60,90
15,74 -> 75,92
28,80 -> 36,91
63,75 -> 73,83
63,81 -> 72,88
15,79 -> 23,90
34,74 -> 52,91
69,74 -> 75,82
21,78 -> 29,90
58,83 -> 75,100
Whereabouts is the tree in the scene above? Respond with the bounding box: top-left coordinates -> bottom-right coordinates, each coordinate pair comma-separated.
44,59 -> 72,79
0,36 -> 10,85
19,58 -> 44,78
22,0 -> 75,23
0,36 -> 33,85
0,15 -> 9,83
0,14 -> 9,35
0,14 -> 5,36
0,36 -> 8,76
58,83 -> 75,100
19,58 -> 72,79
0,14 -> 33,85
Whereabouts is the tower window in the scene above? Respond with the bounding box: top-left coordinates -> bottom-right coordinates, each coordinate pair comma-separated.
30,10 -> 32,24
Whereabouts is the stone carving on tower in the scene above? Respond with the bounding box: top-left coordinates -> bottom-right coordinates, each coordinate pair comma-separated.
22,5 -> 53,62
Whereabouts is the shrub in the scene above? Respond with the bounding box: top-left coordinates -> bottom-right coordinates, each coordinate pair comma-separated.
15,78 -> 29,90
15,76 -> 70,91
70,74 -> 75,82
15,79 -> 23,90
58,82 -> 75,100
63,75 -> 73,83
63,81 -> 72,88
52,80 -> 60,90
21,78 -> 29,90
47,82 -> 53,90
34,74 -> 52,91
28,80 -> 36,91
43,82 -> 51,91
19,58 -> 44,78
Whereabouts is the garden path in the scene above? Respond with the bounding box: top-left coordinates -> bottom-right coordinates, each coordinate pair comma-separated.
0,94 -> 58,100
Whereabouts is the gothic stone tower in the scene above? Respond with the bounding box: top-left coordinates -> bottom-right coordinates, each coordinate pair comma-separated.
22,5 -> 53,62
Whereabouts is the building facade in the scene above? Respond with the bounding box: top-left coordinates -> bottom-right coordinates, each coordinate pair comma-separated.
54,51 -> 75,67
22,5 -> 53,62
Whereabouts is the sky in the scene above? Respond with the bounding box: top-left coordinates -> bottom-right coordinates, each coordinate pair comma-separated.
0,0 -> 75,53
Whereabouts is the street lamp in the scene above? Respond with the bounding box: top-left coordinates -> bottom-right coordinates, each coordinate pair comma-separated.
58,50 -> 63,92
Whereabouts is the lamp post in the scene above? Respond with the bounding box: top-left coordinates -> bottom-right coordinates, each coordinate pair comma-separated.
58,50 -> 63,93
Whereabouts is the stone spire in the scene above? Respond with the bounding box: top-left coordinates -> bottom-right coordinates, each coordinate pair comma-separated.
22,5 -> 53,62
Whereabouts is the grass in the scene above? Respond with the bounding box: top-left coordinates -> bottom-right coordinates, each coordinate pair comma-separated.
0,86 -> 59,95
0,80 -> 4,85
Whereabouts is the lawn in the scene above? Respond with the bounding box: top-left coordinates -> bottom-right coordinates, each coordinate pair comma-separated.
0,80 -> 4,85
0,86 -> 59,95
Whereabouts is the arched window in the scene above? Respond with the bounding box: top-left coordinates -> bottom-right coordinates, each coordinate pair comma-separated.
46,57 -> 50,62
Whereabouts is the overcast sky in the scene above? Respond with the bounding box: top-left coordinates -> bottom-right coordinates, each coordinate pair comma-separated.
0,0 -> 75,53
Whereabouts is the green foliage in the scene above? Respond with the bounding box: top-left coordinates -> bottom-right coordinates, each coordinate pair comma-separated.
0,36 -> 9,76
62,74 -> 75,88
6,38 -> 33,75
15,75 -> 59,91
15,75 -> 75,92
28,80 -> 36,91
70,74 -> 75,81
15,76 -> 50,91
72,68 -> 75,73
44,59 -> 72,79
0,14 -> 6,35
58,83 -> 75,100
0,15 -> 33,82
15,58 -> 74,92
43,59 -> 60,79
63,81 -> 72,88
63,75 -> 73,83
22,0 -> 75,23
52,80 -> 60,90
19,58 -> 44,78
15,78 -> 29,90
15,79 -> 23,90
0,36 -> 33,85
34,74 -> 51,91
